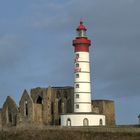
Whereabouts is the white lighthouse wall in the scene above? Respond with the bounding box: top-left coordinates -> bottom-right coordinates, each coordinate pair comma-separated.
74,93 -> 91,102
75,73 -> 90,82
61,114 -> 106,126
74,83 -> 91,93
75,52 -> 89,62
74,103 -> 91,112
75,62 -> 90,72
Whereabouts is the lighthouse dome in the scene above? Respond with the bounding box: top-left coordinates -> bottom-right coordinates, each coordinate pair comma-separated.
76,21 -> 87,31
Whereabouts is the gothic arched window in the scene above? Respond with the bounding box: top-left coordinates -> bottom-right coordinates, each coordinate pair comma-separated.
8,110 -> 12,123
36,96 -> 43,104
58,98 -> 62,113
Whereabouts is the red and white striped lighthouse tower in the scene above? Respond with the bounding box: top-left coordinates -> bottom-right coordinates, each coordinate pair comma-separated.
73,21 -> 92,113
61,21 -> 105,126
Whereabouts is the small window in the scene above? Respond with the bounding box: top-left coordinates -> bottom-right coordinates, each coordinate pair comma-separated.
99,119 -> 103,125
76,104 -> 79,109
76,94 -> 79,98
76,84 -> 79,88
76,63 -> 79,67
66,118 -> 71,126
76,74 -> 79,78
76,53 -> 79,58
25,100 -> 28,116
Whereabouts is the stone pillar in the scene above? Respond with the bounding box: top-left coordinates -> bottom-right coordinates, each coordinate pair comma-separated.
54,98 -> 59,125
42,86 -> 52,125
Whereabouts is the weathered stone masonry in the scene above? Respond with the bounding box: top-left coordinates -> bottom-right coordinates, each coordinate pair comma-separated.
1,96 -> 18,127
0,86 -> 115,129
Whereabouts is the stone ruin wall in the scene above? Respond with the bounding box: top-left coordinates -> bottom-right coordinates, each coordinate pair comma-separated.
92,100 -> 116,126
0,86 -> 115,129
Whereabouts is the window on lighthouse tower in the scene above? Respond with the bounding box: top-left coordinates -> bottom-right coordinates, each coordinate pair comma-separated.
76,63 -> 79,67
76,104 -> 79,109
76,84 -> 79,88
76,94 -> 79,98
76,53 -> 79,58
76,74 -> 79,78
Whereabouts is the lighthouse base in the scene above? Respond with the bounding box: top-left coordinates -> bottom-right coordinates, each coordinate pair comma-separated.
61,113 -> 105,126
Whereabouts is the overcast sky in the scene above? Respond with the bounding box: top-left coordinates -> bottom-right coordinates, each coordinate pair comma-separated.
0,0 -> 140,125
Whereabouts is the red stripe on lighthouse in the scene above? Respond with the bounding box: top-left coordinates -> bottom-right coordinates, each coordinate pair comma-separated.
74,46 -> 89,52
73,37 -> 91,45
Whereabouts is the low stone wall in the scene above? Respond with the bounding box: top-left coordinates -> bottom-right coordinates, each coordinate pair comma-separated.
0,126 -> 140,140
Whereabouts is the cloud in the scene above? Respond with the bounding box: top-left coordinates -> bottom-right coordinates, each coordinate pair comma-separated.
0,35 -> 24,69
17,0 -> 140,99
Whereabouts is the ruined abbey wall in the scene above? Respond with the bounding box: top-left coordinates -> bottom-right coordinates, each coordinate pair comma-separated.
0,86 -> 115,129
92,100 -> 115,125
1,96 -> 19,128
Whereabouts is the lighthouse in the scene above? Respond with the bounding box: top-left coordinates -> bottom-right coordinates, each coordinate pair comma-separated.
61,21 -> 106,126
73,21 -> 92,113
